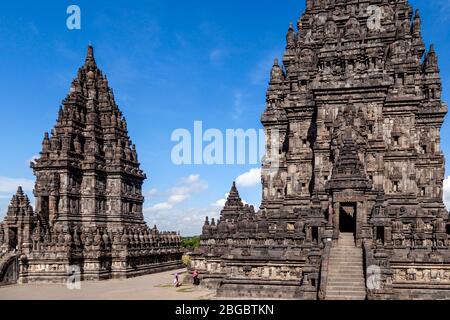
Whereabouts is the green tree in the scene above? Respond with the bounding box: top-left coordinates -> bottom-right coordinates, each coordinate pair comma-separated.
181,236 -> 200,249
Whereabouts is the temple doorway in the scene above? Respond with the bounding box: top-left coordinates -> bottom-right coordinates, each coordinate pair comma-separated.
339,203 -> 356,234
8,228 -> 18,251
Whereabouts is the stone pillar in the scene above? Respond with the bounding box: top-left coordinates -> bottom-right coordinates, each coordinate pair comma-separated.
49,195 -> 58,226
333,202 -> 340,240
3,226 -> 10,251
328,200 -> 333,226
35,197 -> 41,215
356,202 -> 364,246
385,227 -> 392,246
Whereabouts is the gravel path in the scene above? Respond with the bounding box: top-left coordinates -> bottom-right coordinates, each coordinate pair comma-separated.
0,269 -> 215,300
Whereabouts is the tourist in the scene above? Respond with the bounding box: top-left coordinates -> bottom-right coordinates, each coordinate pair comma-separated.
173,273 -> 180,287
193,270 -> 199,286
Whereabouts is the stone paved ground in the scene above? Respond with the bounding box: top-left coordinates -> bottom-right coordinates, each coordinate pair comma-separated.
0,269 -> 215,300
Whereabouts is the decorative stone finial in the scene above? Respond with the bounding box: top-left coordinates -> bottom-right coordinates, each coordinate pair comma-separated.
85,44 -> 97,68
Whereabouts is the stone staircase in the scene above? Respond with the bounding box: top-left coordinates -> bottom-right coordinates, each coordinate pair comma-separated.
325,233 -> 367,300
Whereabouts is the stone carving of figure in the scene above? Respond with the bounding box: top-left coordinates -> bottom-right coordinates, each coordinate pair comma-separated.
74,136 -> 82,153
299,49 -> 315,69
271,59 -> 284,81
325,19 -> 338,41
94,229 -> 102,247
345,17 -> 361,40
434,218 -> 446,234
42,132 -> 51,154
415,219 -> 425,233
393,220 -> 403,233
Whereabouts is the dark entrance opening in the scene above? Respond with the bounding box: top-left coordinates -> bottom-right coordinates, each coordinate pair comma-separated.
376,226 -> 385,245
8,228 -> 18,251
41,196 -> 49,220
339,203 -> 356,234
312,227 -> 319,243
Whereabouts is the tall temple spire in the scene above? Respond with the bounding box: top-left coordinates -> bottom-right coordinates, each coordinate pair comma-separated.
84,44 -> 97,69
226,182 -> 242,206
0,45 -> 183,284
424,44 -> 439,72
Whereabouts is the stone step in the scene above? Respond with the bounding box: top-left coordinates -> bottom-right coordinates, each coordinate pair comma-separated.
328,279 -> 365,288
330,251 -> 361,253
328,268 -> 364,272
328,277 -> 366,282
328,272 -> 364,276
327,286 -> 366,291
326,291 -> 367,296
329,268 -> 363,271
330,258 -> 363,265
339,233 -> 355,237
328,282 -> 366,287
330,252 -> 361,254
328,264 -> 364,271
328,274 -> 364,278
329,260 -> 361,262
328,264 -> 363,268
325,296 -> 366,301
330,257 -> 363,265
330,254 -> 362,258
326,235 -> 365,301
328,263 -> 363,267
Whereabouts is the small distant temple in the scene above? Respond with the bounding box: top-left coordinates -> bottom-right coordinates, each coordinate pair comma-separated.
192,0 -> 450,300
0,46 -> 183,285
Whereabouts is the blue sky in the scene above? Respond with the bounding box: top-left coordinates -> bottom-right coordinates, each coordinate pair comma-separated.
0,0 -> 449,236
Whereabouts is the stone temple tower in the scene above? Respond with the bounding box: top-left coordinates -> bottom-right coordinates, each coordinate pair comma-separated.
193,0 -> 450,300
0,46 -> 183,284
33,46 -> 147,231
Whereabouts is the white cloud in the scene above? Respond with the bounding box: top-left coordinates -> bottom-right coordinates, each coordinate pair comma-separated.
147,188 -> 159,198
232,92 -> 244,120
209,48 -> 227,65
145,207 -> 220,237
236,168 -> 262,188
145,174 -> 208,213
168,194 -> 190,204
180,174 -> 200,185
150,202 -> 173,211
0,176 -> 34,194
212,193 -> 229,208
444,176 -> 450,210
